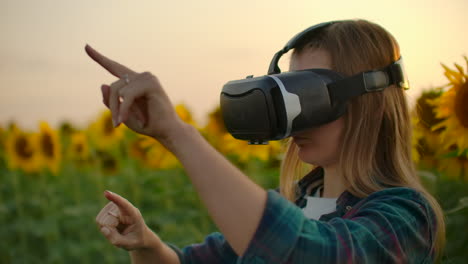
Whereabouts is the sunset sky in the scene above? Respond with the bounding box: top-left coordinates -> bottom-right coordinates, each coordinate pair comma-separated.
1,0 -> 467,129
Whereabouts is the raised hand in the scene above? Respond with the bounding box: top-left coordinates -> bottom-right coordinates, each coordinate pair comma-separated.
95,191 -> 162,251
85,44 -> 184,141
86,45 -> 268,259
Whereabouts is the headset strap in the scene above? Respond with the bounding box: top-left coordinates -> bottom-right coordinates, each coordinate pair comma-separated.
328,57 -> 408,103
268,21 -> 338,75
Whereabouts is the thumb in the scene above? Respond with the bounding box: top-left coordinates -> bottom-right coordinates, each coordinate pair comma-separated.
101,84 -> 110,108
100,226 -> 133,249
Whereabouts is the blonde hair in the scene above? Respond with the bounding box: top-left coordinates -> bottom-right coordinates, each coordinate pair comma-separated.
279,19 -> 445,260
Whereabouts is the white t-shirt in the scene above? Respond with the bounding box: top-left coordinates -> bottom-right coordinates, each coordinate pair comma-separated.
301,186 -> 338,220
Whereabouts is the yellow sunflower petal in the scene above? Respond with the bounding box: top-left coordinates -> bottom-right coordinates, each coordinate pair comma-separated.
175,104 -> 197,127
430,57 -> 468,153
88,110 -> 124,150
69,132 -> 89,162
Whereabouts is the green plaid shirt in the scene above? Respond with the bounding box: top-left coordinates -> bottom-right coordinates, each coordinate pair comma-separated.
168,170 -> 437,263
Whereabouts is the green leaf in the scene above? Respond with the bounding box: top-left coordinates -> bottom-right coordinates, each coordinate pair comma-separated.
446,196 -> 468,215
418,170 -> 438,193
439,149 -> 462,159
418,170 -> 437,183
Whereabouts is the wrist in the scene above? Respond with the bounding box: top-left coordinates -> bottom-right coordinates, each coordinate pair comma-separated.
130,226 -> 180,264
153,120 -> 198,153
141,225 -> 162,251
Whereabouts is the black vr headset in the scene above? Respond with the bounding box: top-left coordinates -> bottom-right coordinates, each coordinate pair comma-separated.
220,21 -> 410,144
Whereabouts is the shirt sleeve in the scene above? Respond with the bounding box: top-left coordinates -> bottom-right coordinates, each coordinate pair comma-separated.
166,232 -> 239,264
239,188 -> 436,263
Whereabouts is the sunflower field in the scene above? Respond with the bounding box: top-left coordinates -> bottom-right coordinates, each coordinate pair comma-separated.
1,58 -> 467,263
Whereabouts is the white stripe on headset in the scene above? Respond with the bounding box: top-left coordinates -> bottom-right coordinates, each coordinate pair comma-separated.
268,75 -> 301,138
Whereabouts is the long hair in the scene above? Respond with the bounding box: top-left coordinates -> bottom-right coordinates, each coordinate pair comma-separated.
279,19 -> 445,260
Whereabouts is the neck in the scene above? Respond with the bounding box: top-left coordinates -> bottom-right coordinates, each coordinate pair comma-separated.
322,165 -> 346,198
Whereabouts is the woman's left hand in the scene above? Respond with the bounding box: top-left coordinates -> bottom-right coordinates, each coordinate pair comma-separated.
95,191 -> 163,252
85,44 -> 185,143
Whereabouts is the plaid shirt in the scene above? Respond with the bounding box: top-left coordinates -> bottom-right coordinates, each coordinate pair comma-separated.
168,169 -> 437,263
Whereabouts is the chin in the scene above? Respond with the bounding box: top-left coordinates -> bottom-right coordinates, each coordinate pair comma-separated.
297,145 -> 321,164
296,144 -> 336,166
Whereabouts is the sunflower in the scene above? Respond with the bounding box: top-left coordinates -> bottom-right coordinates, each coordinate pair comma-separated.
411,89 -> 444,165
204,107 -> 226,135
88,110 -> 125,150
437,151 -> 468,181
412,116 -> 423,163
36,121 -> 62,174
69,132 -> 89,162
429,56 -> 468,153
200,106 -> 283,163
175,104 -> 198,127
97,150 -> 119,175
137,135 -> 179,169
128,134 -> 178,169
59,121 -> 77,138
221,133 -> 282,163
414,126 -> 444,170
0,125 -> 5,158
5,126 -> 41,173
129,135 -> 148,161
414,89 -> 444,131
201,107 -> 228,151
146,142 -> 178,169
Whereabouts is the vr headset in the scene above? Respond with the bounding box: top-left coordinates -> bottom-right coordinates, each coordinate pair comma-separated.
220,21 -> 410,144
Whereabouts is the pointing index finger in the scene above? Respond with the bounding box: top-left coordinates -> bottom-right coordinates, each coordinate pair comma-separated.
104,190 -> 138,218
85,44 -> 136,78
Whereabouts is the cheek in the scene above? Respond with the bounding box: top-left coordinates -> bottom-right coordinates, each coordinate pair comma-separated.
296,119 -> 344,165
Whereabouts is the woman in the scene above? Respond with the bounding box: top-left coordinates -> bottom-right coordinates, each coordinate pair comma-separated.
89,19 -> 445,263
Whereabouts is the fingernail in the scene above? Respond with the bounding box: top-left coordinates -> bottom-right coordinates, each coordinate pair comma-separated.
101,227 -> 110,235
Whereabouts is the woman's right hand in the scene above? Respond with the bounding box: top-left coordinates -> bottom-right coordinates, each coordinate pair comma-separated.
95,191 -> 163,251
85,44 -> 186,145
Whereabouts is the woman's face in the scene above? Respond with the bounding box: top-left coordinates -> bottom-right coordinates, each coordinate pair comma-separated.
289,48 -> 345,167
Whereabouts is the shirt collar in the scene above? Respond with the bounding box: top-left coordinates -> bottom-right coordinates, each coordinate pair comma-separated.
296,167 -> 363,220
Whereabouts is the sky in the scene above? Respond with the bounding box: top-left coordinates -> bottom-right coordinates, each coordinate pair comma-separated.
1,0 -> 467,130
